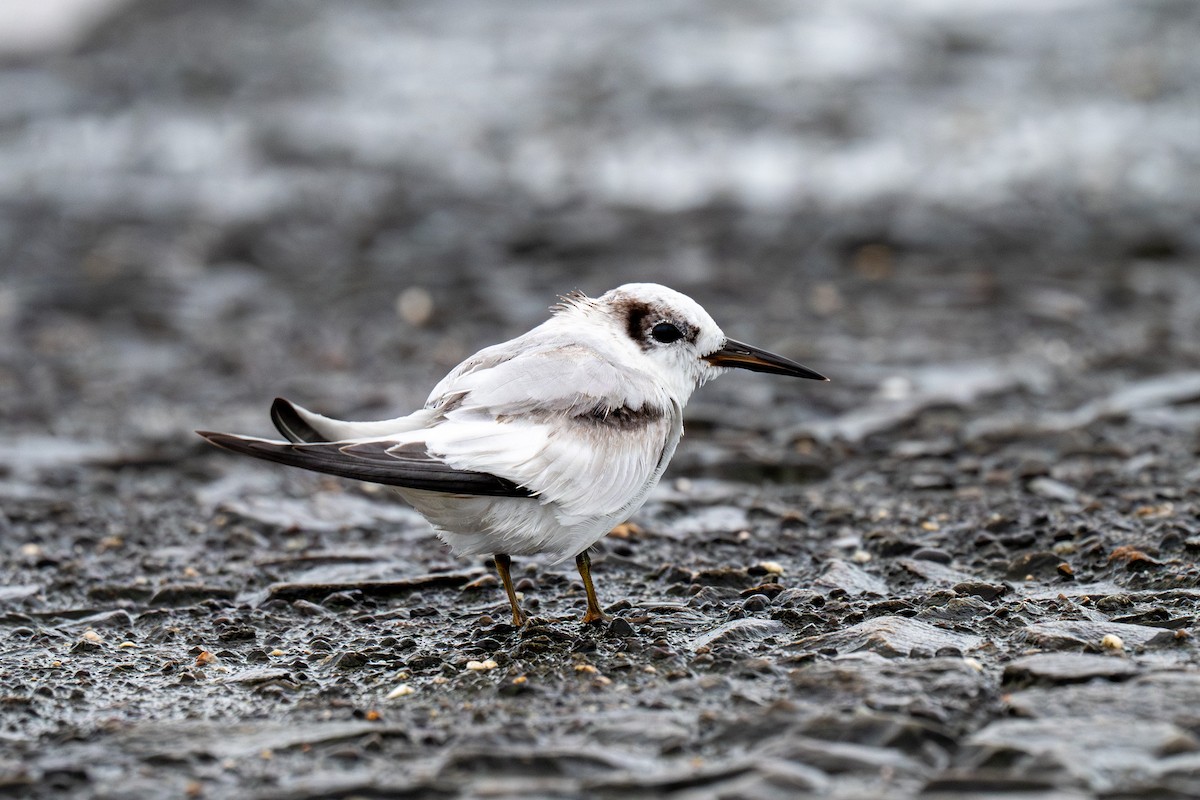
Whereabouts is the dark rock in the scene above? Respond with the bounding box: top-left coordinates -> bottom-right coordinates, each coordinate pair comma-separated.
148,584 -> 237,606
1004,551 -> 1067,581
953,581 -> 1008,601
962,718 -> 1200,792
1003,653 -> 1140,685
742,594 -> 771,612
790,616 -> 983,658
909,547 -> 952,564
1016,620 -> 1179,651
608,617 -> 635,637
815,559 -> 887,597
692,618 -> 788,651
693,567 -> 754,588
331,651 -> 370,671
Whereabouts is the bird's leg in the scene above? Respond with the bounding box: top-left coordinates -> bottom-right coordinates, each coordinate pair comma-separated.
493,553 -> 527,627
576,549 -> 607,625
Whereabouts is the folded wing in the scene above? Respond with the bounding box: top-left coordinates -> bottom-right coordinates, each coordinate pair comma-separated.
421,336 -> 679,519
196,432 -> 534,497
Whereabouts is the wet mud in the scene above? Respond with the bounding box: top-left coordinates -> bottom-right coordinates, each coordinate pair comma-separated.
2,1 -> 1200,798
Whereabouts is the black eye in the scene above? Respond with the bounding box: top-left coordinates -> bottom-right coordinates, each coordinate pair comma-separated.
651,322 -> 684,344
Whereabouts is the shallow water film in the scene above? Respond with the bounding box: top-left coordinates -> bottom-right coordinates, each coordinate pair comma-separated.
2,1 -> 1200,798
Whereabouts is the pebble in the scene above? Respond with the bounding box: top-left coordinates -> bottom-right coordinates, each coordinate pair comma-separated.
395,287 -> 434,326
1004,551 -> 1067,581
1019,621 -> 1173,651
1004,653 -> 1138,684
742,594 -> 771,612
790,615 -> 983,658
608,617 -> 635,637
816,559 -> 888,597
909,547 -> 952,564
690,618 -> 789,651
952,581 -> 1008,601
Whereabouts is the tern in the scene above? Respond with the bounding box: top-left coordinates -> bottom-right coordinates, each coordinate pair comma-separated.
198,283 -> 826,626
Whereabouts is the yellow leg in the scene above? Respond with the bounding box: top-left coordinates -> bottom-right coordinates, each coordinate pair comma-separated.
494,553 -> 527,627
576,549 -> 607,625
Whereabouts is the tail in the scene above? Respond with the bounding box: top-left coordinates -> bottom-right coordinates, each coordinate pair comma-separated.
265,397 -> 429,442
270,397 -> 325,443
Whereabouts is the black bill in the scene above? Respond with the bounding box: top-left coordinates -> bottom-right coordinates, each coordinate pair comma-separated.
702,338 -> 828,380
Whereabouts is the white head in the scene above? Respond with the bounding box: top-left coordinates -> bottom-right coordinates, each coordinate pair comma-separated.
552,282 -> 826,403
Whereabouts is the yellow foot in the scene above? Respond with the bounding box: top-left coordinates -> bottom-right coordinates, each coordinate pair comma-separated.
581,608 -> 607,625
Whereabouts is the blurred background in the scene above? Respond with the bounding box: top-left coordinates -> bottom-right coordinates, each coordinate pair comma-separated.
4,4 -> 1200,796
1,0 -> 1198,446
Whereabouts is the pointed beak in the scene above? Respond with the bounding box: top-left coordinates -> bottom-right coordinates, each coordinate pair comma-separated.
702,338 -> 828,381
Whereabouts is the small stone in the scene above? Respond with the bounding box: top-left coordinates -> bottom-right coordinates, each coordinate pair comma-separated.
1027,477 -> 1080,503
608,522 -> 641,539
395,287 -> 434,327
691,618 -> 788,651
79,629 -> 102,644
1108,546 -> 1163,570
953,581 -> 1008,601
1018,621 -> 1172,651
742,594 -> 771,612
291,600 -> 327,617
331,651 -> 368,670
910,547 -> 952,564
851,549 -> 872,563
195,650 -> 217,666
608,617 -> 635,637
758,561 -> 785,576
462,574 -> 499,591
1004,653 -> 1138,685
466,659 -> 498,671
1004,551 -> 1066,581
790,615 -> 983,658
816,559 -> 888,597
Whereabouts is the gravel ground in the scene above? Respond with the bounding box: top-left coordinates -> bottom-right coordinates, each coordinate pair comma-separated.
2,1 -> 1200,798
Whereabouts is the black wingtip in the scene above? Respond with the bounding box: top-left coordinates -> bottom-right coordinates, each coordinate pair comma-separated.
270,397 -> 325,443
196,430 -> 245,451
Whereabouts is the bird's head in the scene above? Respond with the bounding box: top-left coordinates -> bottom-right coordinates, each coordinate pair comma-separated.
555,283 -> 826,403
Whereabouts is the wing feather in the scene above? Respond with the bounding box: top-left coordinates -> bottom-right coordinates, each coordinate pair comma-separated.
418,328 -> 679,517
197,432 -> 533,497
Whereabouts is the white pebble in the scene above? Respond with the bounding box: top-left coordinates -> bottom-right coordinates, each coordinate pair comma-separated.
396,287 -> 434,327
385,684 -> 415,699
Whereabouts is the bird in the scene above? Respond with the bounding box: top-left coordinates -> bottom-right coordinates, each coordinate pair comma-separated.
197,283 -> 826,627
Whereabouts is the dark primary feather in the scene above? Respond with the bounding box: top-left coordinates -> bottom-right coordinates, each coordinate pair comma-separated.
197,432 -> 534,497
